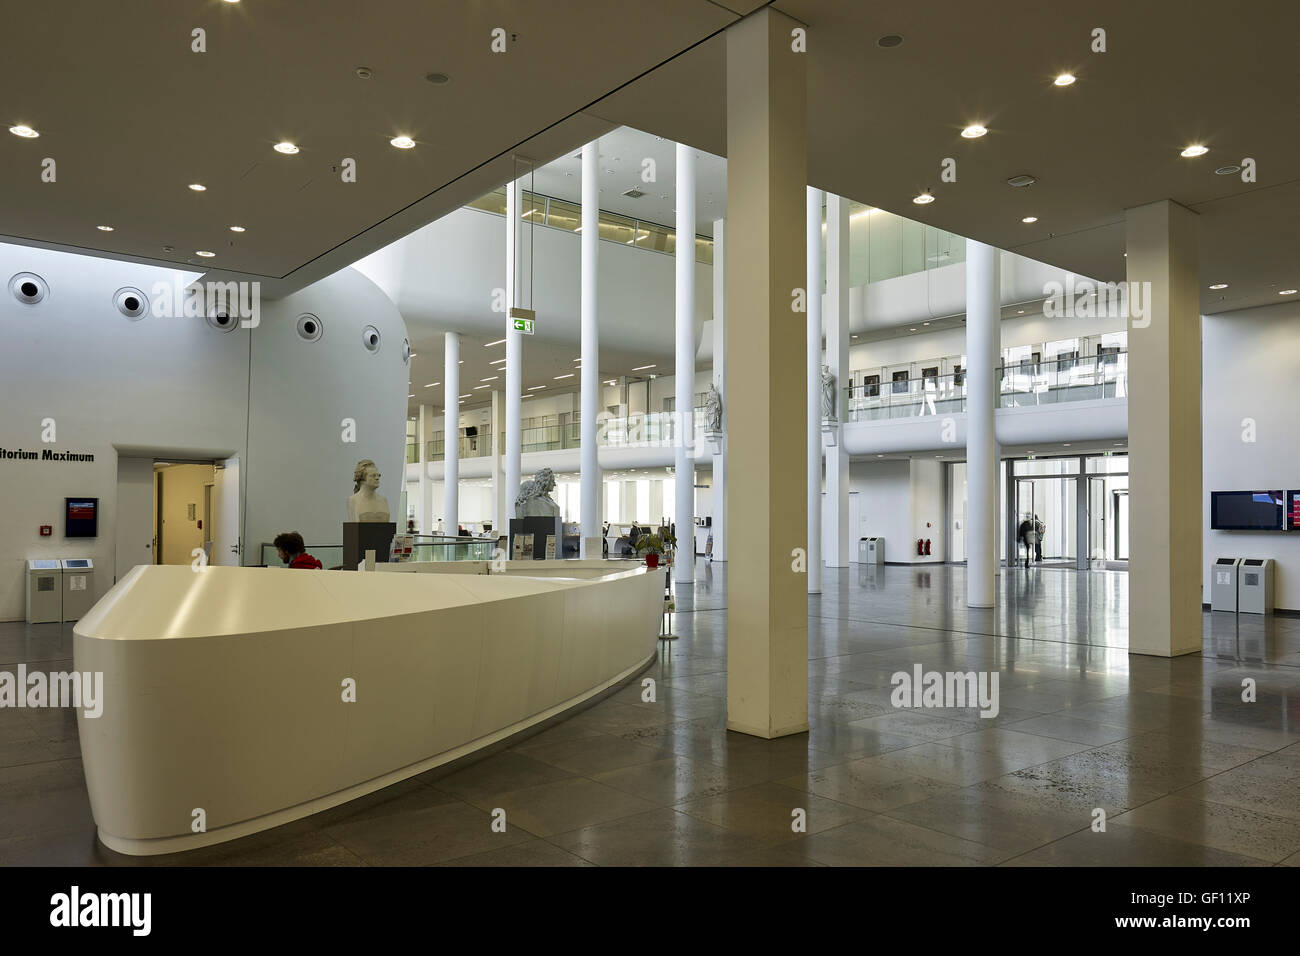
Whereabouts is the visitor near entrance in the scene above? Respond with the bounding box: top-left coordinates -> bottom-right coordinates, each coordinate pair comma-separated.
273,532 -> 322,569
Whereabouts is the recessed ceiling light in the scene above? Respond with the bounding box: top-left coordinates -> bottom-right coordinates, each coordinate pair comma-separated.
229,225 -> 245,232
1017,310 -> 1025,314
425,72 -> 450,85
1022,216 -> 1038,224
480,377 -> 497,382
188,183 -> 206,191
1214,164 -> 1242,176
1053,73 -> 1076,87
390,136 -> 416,149
1180,145 -> 1208,158
913,191 -> 935,205
528,385 -> 547,390
877,35 -> 903,48
909,327 -> 918,332
489,358 -> 507,365
96,225 -> 114,232
195,250 -> 215,258
961,125 -> 987,139
9,124 -> 39,139
274,142 -> 299,155
1208,283 -> 1228,290
632,364 -> 656,371
460,394 -> 471,399
1281,289 -> 1298,295
423,382 -> 440,388
354,66 -> 373,79
484,339 -> 505,347
554,373 -> 575,380
923,322 -> 930,326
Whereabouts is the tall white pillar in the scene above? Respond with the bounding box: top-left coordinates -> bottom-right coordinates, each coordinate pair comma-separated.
711,218 -> 727,562
725,7 -> 808,739
417,403 -> 430,532
443,332 -> 460,535
504,176 -> 523,546
824,194 -> 850,568
580,141 -> 601,558
674,142 -> 696,584
1126,199 -> 1200,656
965,241 -> 1000,608
806,186 -> 823,594
491,389 -> 505,537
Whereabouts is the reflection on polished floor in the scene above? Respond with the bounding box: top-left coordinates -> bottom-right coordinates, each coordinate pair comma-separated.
1,564 -> 1297,866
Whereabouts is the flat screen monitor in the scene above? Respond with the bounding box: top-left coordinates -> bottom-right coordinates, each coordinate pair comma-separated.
65,497 -> 99,538
1210,490 -> 1284,531
1288,491 -> 1300,531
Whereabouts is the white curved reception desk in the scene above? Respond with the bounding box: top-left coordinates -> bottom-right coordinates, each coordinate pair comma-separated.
74,562 -> 662,855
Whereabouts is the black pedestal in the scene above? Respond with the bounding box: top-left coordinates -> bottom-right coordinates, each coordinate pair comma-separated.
509,516 -> 562,560
343,522 -> 396,569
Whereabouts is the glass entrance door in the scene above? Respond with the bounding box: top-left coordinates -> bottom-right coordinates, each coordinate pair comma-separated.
1014,475 -> 1077,566
1085,456 -> 1129,567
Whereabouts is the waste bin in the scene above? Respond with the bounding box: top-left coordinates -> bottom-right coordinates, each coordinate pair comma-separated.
26,560 -> 62,624
60,558 -> 95,622
1238,558 -> 1275,615
1210,557 -> 1241,612
858,537 -> 884,565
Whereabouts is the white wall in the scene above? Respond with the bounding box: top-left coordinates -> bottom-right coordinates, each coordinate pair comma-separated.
849,460 -> 912,564
1202,303 -> 1300,610
0,242 -> 407,619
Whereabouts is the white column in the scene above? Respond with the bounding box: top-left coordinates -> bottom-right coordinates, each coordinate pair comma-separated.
806,186 -> 823,594
580,141 -> 601,558
417,403 -> 430,532
824,194 -> 850,568
1126,199 -> 1200,656
491,389 -> 505,537
711,218 -> 727,562
674,142 -> 696,584
504,176 -> 523,548
443,332 -> 459,535
965,240 -> 1000,607
725,7 -> 808,739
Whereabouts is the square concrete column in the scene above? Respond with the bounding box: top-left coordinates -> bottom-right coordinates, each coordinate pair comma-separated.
725,6 -> 809,739
824,194 -> 850,567
1126,199 -> 1201,657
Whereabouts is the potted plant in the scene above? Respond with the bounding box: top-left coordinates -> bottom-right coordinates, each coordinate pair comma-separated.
634,529 -> 676,568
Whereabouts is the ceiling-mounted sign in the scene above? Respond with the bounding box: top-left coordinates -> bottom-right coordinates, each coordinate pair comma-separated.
509,306 -> 535,335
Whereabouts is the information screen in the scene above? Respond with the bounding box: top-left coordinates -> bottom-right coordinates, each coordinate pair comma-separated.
65,498 -> 99,538
1210,490 -> 1284,531
1290,491 -> 1300,531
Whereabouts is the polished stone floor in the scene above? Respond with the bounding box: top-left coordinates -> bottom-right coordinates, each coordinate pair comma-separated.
1,563 -> 1297,866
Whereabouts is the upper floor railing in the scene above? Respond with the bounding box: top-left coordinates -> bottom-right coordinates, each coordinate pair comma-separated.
844,352 -> 1127,422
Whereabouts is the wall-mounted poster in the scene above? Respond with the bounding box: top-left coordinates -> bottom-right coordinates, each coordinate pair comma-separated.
65,498 -> 99,538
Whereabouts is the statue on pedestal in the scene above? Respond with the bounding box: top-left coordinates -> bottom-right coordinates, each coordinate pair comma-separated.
347,459 -> 391,523
704,383 -> 723,435
515,467 -> 561,518
820,365 -> 838,423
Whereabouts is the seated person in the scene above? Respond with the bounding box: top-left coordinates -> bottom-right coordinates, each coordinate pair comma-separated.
273,531 -> 322,569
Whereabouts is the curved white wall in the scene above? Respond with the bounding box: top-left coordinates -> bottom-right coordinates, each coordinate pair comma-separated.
0,242 -> 408,618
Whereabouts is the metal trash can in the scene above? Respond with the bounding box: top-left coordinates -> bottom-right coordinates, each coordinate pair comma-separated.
858,537 -> 884,565
1238,558 -> 1275,615
26,560 -> 62,624
60,558 -> 95,622
1210,557 -> 1241,612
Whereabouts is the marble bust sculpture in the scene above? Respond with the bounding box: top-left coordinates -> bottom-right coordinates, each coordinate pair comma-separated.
347,459 -> 391,523
515,467 -> 561,518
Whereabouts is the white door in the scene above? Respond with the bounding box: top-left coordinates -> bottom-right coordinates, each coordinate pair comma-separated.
211,457 -> 241,566
115,457 -> 156,582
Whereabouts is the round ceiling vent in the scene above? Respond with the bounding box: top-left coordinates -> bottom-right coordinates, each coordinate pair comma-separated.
206,308 -> 238,333
114,286 -> 148,319
9,272 -> 47,305
1214,164 -> 1242,176
876,35 -> 904,48
296,313 -> 323,342
361,325 -> 381,353
402,337 -> 411,363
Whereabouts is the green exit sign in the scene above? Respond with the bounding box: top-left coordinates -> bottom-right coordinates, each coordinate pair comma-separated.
512,317 -> 534,335
509,306 -> 536,335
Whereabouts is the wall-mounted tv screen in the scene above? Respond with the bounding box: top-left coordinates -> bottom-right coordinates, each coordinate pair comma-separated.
65,497 -> 99,538
1288,491 -> 1300,531
1210,490 -> 1284,531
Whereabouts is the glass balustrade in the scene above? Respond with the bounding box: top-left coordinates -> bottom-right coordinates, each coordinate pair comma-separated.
259,536 -> 495,568
845,353 -> 1127,423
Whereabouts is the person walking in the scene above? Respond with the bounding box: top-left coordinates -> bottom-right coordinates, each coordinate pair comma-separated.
1033,514 -> 1045,563
1023,519 -> 1039,569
